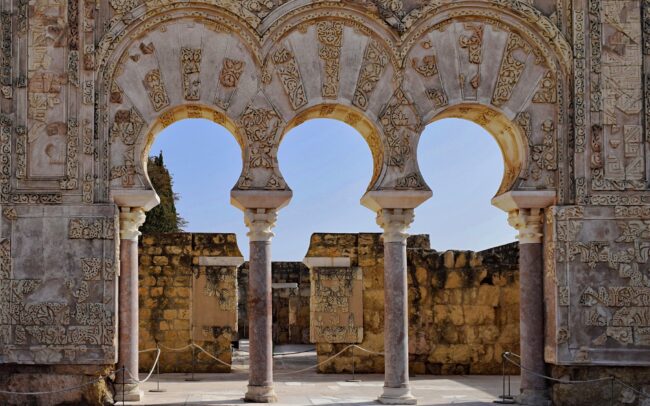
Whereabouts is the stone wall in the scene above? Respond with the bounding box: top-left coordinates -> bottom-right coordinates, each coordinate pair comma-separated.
238,262 -> 310,345
138,233 -> 242,373
305,233 -> 520,375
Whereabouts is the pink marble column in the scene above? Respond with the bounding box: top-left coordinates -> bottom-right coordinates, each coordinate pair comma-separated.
244,209 -> 278,403
508,208 -> 549,405
377,209 -> 417,405
115,207 -> 146,402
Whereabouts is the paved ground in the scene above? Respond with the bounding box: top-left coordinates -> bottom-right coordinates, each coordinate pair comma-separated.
122,343 -> 520,406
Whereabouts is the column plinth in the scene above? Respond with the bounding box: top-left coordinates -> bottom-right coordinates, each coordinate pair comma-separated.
377,209 -> 417,405
244,209 -> 278,403
508,208 -> 550,406
115,207 -> 146,402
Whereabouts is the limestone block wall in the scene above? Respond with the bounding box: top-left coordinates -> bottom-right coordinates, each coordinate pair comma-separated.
138,233 -> 241,373
238,261 -> 311,345
305,233 -> 520,375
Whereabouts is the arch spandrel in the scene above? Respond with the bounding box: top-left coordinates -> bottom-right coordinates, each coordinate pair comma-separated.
103,12 -> 263,196
400,5 -> 568,201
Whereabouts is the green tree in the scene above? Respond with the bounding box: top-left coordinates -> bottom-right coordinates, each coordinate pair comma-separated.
141,152 -> 187,234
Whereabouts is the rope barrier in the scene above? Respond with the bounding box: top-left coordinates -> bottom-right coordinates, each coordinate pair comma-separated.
274,344 -> 357,375
0,368 -> 123,396
502,353 -> 612,384
500,351 -> 650,402
192,343 -> 233,368
9,343 -> 649,401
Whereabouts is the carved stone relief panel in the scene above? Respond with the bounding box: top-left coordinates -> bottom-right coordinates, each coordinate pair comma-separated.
26,0 -> 69,179
0,205 -> 118,364
546,205 -> 650,365
310,267 -> 363,343
191,264 -> 238,343
591,0 -> 646,192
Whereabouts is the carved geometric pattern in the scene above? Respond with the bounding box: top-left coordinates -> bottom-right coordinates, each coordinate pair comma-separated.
353,40 -> 388,110
272,47 -> 307,110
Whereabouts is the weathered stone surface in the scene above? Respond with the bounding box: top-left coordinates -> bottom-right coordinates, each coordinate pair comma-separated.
3,0 -> 650,403
138,233 -> 241,373
239,261 -> 311,345
0,365 -> 114,406
305,233 -> 520,375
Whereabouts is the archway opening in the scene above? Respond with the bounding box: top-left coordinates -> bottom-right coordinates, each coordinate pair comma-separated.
138,117 -> 246,374
407,116 -> 521,377
265,118 -> 374,346
414,117 -> 515,250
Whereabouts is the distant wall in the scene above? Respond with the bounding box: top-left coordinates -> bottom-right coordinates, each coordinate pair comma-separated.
238,262 -> 311,345
305,233 -> 520,375
138,233 -> 242,373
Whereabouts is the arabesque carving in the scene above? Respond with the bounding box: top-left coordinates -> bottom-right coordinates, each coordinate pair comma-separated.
317,21 -> 343,99
181,48 -> 202,101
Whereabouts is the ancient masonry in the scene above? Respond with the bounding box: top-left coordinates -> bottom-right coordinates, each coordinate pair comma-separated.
0,0 -> 649,405
140,233 -> 520,376
138,233 -> 242,374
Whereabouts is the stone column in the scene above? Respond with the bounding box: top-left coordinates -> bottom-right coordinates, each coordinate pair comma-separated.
244,208 -> 278,403
508,208 -> 549,405
115,207 -> 146,402
377,209 -> 417,405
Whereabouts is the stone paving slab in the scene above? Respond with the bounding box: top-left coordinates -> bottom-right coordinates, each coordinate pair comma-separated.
120,372 -> 520,405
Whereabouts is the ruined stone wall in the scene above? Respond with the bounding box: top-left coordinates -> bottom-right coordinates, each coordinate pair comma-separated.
238,261 -> 310,345
305,233 -> 520,375
138,233 -> 241,373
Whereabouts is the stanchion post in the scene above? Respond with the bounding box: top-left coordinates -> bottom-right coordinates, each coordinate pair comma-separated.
149,346 -> 166,393
494,353 -> 515,404
185,344 -> 201,382
346,346 -> 361,383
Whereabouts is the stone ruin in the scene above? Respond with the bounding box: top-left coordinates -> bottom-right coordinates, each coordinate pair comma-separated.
1,0 -> 650,404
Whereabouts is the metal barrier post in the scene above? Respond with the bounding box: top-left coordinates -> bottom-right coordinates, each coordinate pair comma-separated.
494,353 -> 515,404
185,344 -> 201,382
346,346 -> 361,383
149,345 -> 166,393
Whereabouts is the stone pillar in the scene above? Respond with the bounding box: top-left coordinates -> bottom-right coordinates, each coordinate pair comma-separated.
244,209 -> 278,403
377,209 -> 417,405
115,207 -> 146,402
508,208 -> 549,405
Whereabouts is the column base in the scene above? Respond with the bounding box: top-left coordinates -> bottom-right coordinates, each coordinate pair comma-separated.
244,385 -> 277,403
516,389 -> 551,406
378,387 -> 417,405
114,383 -> 143,402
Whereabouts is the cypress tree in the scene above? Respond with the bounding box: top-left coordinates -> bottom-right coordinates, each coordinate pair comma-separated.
141,151 -> 187,234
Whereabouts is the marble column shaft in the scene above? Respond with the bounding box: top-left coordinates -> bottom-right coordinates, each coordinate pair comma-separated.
115,207 -> 146,402
118,238 -> 139,384
519,242 -> 546,391
248,240 -> 273,388
244,209 -> 278,403
383,240 -> 409,388
508,208 -> 548,402
377,209 -> 417,405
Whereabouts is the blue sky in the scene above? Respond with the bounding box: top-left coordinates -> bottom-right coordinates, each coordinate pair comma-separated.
150,118 -> 515,260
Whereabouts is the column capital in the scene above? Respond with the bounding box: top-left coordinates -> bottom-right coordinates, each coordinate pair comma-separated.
508,208 -> 544,244
119,207 -> 146,241
244,208 -> 278,242
376,208 -> 414,244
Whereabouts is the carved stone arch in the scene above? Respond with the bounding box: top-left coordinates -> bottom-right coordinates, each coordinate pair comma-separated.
259,7 -> 404,170
400,1 -> 571,202
96,6 -> 263,206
